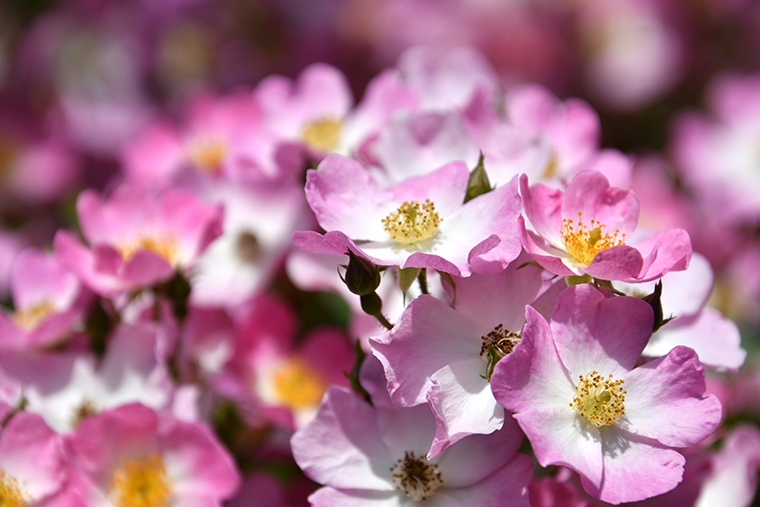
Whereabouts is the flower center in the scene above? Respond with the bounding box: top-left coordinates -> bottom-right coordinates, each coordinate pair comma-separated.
303,118 -> 341,152
272,359 -> 327,410
542,150 -> 560,179
117,235 -> 180,266
570,371 -> 626,427
12,300 -> 56,331
236,231 -> 261,264
0,470 -> 30,507
390,451 -> 443,501
69,397 -> 100,429
187,137 -> 227,173
109,453 -> 172,507
382,199 -> 442,245
480,324 -> 521,381
561,212 -> 625,266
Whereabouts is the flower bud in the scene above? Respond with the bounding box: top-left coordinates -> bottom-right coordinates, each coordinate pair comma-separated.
341,249 -> 381,296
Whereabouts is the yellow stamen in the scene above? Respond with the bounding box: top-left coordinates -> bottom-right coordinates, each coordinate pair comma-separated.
117,235 -> 180,266
272,359 -> 327,410
187,137 -> 226,173
542,150 -> 560,179
12,300 -> 56,331
561,212 -> 625,266
382,199 -> 442,245
303,118 -> 341,152
0,470 -> 30,507
570,371 -> 626,427
108,453 -> 172,507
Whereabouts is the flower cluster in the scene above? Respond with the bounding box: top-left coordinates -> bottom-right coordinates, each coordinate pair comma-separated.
1,2 -> 760,505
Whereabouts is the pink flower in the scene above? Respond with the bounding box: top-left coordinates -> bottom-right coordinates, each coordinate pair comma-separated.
294,154 -> 522,277
122,91 -> 274,186
67,403 -> 240,506
291,356 -> 533,506
491,284 -> 722,504
212,295 -> 353,430
0,248 -> 91,351
506,85 -> 632,187
520,170 -> 692,281
370,257 -> 550,456
694,424 -> 760,507
673,73 -> 760,223
0,412 -> 67,505
54,183 -> 223,297
0,321 -> 173,434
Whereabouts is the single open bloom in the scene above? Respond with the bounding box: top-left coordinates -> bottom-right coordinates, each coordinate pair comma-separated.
291,356 -> 533,506
370,256 -> 556,457
520,170 -> 692,281
66,403 -> 240,507
491,284 -> 722,504
54,183 -> 223,297
293,154 -> 522,277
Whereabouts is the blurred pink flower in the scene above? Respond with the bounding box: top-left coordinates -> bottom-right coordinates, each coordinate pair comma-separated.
54,183 -> 223,296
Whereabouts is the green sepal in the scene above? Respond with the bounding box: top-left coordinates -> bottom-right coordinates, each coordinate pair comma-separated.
464,152 -> 493,203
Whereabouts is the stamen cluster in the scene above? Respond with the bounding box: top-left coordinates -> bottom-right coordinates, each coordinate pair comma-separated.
117,235 -> 180,266
480,324 -> 521,357
390,451 -> 444,501
12,300 -> 55,330
382,199 -> 442,245
272,360 -> 328,410
187,137 -> 227,173
0,470 -> 29,507
108,453 -> 172,507
570,371 -> 627,427
303,118 -> 342,151
561,212 -> 625,266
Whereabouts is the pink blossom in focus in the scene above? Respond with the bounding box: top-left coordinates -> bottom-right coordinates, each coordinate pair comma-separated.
294,154 -> 522,277
520,170 -> 692,282
491,284 -> 723,504
370,257 -> 547,456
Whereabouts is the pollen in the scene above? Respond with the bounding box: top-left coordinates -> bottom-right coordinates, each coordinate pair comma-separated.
390,451 -> 443,501
570,371 -> 626,427
561,212 -> 625,266
69,397 -> 100,428
108,453 -> 172,507
187,137 -> 227,173
272,359 -> 328,410
12,300 -> 56,331
0,470 -> 30,507
480,324 -> 521,357
382,199 -> 442,245
303,118 -> 341,152
117,234 -> 180,267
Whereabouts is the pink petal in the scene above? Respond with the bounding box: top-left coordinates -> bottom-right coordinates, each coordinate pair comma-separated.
370,295 -> 481,407
621,346 -> 723,448
551,284 -> 653,375
427,359 -> 505,457
589,427 -> 685,504
290,387 -> 395,491
561,171 -> 639,236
